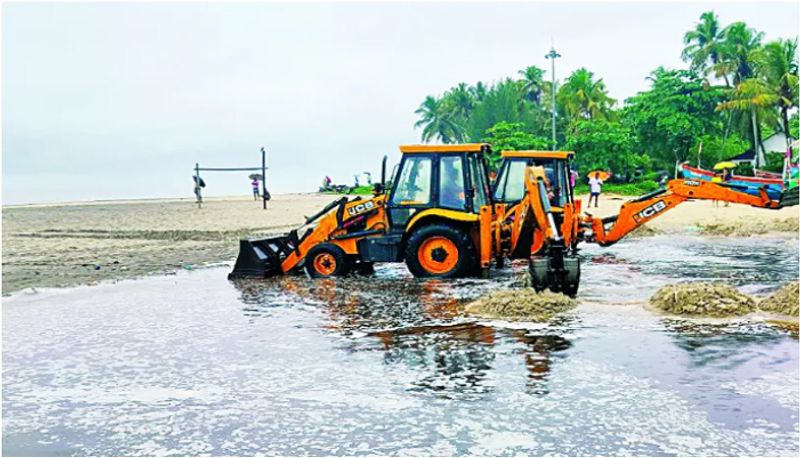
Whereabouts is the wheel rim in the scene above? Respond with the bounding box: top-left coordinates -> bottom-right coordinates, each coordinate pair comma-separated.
313,253 -> 337,276
417,236 -> 459,275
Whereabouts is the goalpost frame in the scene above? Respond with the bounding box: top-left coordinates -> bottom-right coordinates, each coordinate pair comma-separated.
193,147 -> 268,209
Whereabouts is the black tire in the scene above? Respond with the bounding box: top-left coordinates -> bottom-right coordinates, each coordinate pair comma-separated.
355,261 -> 375,275
404,223 -> 476,278
305,243 -> 352,278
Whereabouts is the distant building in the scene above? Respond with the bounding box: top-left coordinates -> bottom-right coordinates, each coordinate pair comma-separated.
728,132 -> 795,167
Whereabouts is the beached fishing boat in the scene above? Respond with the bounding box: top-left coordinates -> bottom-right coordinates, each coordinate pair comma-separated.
679,164 -> 785,200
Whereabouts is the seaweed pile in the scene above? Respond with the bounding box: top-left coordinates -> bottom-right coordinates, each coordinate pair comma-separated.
628,224 -> 661,238
465,289 -> 577,321
759,282 -> 799,317
650,282 -> 756,317
699,217 -> 799,236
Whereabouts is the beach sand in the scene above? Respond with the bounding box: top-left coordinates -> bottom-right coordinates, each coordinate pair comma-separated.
2,192 -> 797,293
2,194 -> 333,293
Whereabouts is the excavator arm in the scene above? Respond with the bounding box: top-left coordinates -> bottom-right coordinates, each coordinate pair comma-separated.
585,178 -> 786,247
499,166 -> 581,296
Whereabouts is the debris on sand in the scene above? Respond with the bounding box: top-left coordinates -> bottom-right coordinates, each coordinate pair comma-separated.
628,224 -> 660,238
465,289 -> 577,321
699,217 -> 799,236
758,282 -> 799,317
649,282 -> 756,317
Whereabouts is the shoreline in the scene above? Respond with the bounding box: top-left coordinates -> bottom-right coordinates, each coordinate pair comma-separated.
1,192 -> 318,210
2,193 -> 798,294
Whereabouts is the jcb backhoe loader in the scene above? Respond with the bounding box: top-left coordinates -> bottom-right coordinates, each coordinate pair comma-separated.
229,143 -> 566,284
230,144 -> 795,297
230,144 -> 499,280
491,149 -> 797,293
491,151 -> 582,295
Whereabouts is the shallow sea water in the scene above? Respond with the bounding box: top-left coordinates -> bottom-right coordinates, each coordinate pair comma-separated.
3,236 -> 799,456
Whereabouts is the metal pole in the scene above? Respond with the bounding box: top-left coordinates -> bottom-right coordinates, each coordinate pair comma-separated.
545,46 -> 561,150
261,147 -> 267,210
697,141 -> 703,168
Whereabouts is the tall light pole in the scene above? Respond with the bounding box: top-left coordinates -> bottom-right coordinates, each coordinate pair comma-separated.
545,46 -> 561,150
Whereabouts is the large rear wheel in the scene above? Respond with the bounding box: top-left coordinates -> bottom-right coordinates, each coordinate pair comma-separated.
305,243 -> 352,278
405,224 -> 476,278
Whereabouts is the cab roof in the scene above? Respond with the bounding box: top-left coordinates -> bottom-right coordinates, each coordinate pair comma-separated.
501,150 -> 575,160
400,143 -> 490,154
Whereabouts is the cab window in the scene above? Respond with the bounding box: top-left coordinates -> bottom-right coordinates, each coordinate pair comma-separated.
439,156 -> 466,210
469,154 -> 489,211
390,156 -> 432,206
494,160 -> 528,202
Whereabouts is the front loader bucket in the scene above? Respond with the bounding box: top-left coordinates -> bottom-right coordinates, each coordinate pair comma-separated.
228,235 -> 295,279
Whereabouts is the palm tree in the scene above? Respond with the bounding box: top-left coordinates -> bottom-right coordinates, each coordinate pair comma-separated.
714,22 -> 764,85
470,82 -> 487,103
717,78 -> 779,167
556,68 -> 617,122
517,65 -> 546,105
756,38 -> 799,144
681,11 -> 730,86
414,96 -> 464,144
445,83 -> 475,121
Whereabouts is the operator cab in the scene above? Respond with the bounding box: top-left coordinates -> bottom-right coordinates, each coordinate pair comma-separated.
493,151 -> 576,209
387,144 -> 492,230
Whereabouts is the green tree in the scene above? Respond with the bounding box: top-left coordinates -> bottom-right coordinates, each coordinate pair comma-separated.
517,65 -> 546,105
557,68 -> 617,123
414,96 -> 465,143
470,81 -> 488,103
566,119 -> 649,180
624,67 -> 725,170
715,22 -> 764,85
466,79 -> 533,141
755,38 -> 799,143
716,78 -> 779,167
444,82 -> 475,121
481,121 -> 548,169
681,11 -> 730,86
690,134 -> 749,167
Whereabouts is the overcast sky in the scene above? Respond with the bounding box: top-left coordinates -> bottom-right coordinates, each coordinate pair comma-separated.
3,1 -> 798,204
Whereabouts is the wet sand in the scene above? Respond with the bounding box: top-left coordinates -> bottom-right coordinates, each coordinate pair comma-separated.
2,194 -> 333,293
3,192 -> 798,294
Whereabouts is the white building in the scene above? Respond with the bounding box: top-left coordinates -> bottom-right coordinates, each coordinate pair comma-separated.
728,132 -> 795,167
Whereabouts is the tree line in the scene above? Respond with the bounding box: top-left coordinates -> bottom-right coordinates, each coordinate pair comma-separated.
413,11 -> 798,182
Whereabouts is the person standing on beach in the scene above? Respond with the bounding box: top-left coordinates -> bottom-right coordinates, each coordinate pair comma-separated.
251,177 -> 260,200
588,172 -> 603,208
194,180 -> 203,208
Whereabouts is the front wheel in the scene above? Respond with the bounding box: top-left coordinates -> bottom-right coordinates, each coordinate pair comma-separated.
404,224 -> 476,278
305,243 -> 352,278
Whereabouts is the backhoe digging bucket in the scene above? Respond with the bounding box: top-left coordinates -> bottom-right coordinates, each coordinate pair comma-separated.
228,234 -> 297,279
528,249 -> 580,297
779,186 -> 799,208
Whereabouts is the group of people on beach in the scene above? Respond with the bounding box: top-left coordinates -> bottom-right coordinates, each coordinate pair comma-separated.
192,166 -> 613,208
191,176 -> 269,207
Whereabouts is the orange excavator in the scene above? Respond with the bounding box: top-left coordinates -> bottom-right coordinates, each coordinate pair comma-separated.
230,144 -> 794,296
